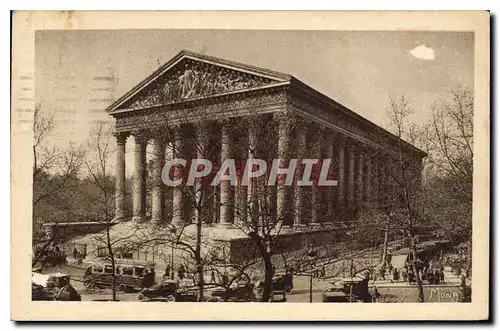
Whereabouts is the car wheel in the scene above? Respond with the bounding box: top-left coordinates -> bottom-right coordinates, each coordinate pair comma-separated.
119,284 -> 128,293
166,295 -> 176,302
137,293 -> 144,301
284,285 -> 293,295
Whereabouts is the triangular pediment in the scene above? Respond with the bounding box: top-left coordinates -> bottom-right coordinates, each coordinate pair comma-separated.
108,51 -> 291,112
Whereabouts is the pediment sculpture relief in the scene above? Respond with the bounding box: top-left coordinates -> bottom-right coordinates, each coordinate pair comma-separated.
125,60 -> 275,109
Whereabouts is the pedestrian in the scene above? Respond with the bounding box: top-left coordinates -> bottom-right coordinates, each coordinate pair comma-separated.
178,264 -> 185,280
433,269 -> 440,285
222,272 -> 229,288
379,265 -> 386,281
393,268 -> 400,281
210,270 -> 216,284
388,263 -> 393,274
320,265 -> 326,278
370,285 -> 380,302
407,269 -> 414,285
72,247 -> 78,260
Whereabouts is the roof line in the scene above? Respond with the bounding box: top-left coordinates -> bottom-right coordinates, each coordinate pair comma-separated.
106,50 -> 291,113
290,77 -> 427,157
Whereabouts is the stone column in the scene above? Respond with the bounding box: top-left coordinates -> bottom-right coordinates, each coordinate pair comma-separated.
276,113 -> 293,229
247,121 -> 258,224
356,148 -> 364,215
323,133 -> 335,223
294,123 -> 307,227
233,124 -> 247,226
336,135 -> 347,222
365,152 -> 372,206
309,131 -> 321,227
196,122 -> 214,225
131,131 -> 148,223
371,155 -> 379,206
378,157 -> 387,208
151,135 -> 166,224
172,127 -> 185,226
114,132 -> 129,221
219,121 -> 234,227
346,141 -> 356,219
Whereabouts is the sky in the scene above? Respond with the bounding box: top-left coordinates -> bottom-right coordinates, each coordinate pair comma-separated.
34,29 -> 474,174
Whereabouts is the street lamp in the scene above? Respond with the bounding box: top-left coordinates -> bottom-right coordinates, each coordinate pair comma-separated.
307,244 -> 317,303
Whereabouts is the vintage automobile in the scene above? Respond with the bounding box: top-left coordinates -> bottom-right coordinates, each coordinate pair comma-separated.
254,272 -> 294,298
322,277 -> 371,303
83,258 -> 156,292
32,272 -> 81,301
137,280 -> 198,302
32,283 -> 55,301
209,281 -> 256,302
269,290 -> 287,302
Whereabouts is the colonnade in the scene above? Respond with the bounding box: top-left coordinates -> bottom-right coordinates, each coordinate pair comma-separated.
113,112 -> 392,229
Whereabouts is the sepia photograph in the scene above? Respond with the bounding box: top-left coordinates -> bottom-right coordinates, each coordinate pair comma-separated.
11,11 -> 490,321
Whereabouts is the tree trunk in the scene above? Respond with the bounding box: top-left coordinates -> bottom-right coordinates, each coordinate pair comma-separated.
409,233 -> 424,302
262,253 -> 274,302
248,231 -> 273,302
106,226 -> 117,301
195,210 -> 204,302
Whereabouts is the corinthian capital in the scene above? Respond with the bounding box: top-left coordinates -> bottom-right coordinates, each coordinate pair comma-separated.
114,131 -> 130,145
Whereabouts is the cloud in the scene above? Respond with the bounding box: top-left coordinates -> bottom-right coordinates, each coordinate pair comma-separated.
409,45 -> 436,60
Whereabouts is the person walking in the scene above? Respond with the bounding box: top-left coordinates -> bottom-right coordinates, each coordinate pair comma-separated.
379,265 -> 386,281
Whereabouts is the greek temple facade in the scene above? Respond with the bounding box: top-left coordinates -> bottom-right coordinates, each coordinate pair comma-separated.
107,50 -> 426,236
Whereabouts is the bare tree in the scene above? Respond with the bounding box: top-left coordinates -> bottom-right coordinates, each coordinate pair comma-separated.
384,94 -> 427,302
426,86 -> 473,268
32,104 -> 85,268
81,123 -> 140,301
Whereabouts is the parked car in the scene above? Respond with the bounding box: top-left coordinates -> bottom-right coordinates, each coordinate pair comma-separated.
210,281 -> 256,302
137,280 -> 198,302
322,277 -> 371,303
254,272 -> 294,298
32,272 -> 81,301
32,283 -> 55,301
270,290 -> 287,302
83,258 -> 156,292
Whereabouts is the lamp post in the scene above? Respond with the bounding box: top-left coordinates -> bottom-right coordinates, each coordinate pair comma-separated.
307,244 -> 317,303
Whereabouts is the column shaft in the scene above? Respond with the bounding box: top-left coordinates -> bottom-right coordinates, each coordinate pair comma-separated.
114,132 -> 129,221
132,132 -> 147,223
336,136 -> 347,221
194,123 -> 211,224
247,122 -> 258,224
323,133 -> 334,222
276,114 -> 292,228
172,127 -> 185,226
356,148 -> 364,215
379,157 -> 387,208
219,122 -> 234,226
151,136 -> 166,223
347,142 -> 356,219
294,124 -> 306,227
310,132 -> 321,226
365,153 -> 372,205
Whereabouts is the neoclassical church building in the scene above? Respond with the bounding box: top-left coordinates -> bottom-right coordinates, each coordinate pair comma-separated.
66,50 -> 426,272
